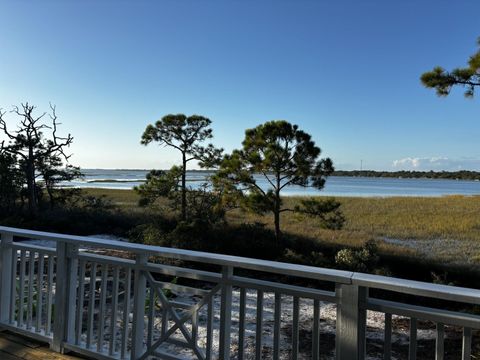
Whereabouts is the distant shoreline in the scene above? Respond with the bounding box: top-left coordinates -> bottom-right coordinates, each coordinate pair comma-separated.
82,169 -> 480,181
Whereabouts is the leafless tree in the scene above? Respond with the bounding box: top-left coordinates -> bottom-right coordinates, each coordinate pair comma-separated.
0,103 -> 73,216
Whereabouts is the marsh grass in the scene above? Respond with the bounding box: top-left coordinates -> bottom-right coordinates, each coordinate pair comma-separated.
84,188 -> 141,207
82,189 -> 480,266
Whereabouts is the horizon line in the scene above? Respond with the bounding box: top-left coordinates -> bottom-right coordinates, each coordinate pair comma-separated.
79,168 -> 480,172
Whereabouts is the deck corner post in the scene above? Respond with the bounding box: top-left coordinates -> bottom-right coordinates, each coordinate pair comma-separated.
0,232 -> 13,324
131,253 -> 148,360
52,242 -> 79,353
219,265 -> 233,359
335,283 -> 367,360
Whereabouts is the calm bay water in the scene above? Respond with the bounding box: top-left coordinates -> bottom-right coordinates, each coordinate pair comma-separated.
63,169 -> 480,197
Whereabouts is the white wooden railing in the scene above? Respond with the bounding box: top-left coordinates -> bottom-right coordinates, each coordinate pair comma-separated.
0,226 -> 479,359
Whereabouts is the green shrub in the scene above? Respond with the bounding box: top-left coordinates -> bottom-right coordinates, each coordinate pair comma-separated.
128,223 -> 168,246
335,240 -> 379,272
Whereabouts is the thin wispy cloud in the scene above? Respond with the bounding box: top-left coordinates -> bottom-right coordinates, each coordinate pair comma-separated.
392,157 -> 480,171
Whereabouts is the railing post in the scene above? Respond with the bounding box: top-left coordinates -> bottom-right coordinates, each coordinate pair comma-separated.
219,265 -> 233,359
52,242 -> 79,353
131,254 -> 148,360
336,283 -> 367,360
0,232 -> 13,323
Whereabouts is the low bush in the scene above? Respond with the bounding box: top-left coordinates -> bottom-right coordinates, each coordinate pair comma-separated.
335,239 -> 379,272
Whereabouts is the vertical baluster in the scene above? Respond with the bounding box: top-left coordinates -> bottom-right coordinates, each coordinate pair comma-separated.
131,254 -> 148,359
9,248 -> 18,325
45,254 -> 54,336
121,268 -> 131,360
255,290 -> 264,360
76,260 -> 86,345
462,327 -> 472,360
409,317 -> 417,360
86,262 -> 97,349
384,313 -> 392,360
67,246 -> 79,345
273,292 -> 281,359
98,263 -> 108,352
27,251 -> 34,330
18,250 -> 26,328
435,323 -> 444,360
147,286 -> 155,349
292,297 -> 300,360
36,252 -> 44,332
109,266 -> 120,356
312,299 -> 320,359
206,296 -> 214,360
238,288 -> 246,360
192,306 -> 199,349
219,265 -> 233,360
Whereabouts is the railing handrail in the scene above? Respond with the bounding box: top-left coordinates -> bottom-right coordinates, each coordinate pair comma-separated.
2,225 -> 480,305
0,226 -> 353,284
353,272 -> 480,304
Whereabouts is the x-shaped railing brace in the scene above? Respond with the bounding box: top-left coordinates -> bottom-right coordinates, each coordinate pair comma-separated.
138,271 -> 221,360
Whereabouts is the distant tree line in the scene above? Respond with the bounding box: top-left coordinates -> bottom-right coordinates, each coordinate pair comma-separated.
182,169 -> 480,181
332,170 -> 480,181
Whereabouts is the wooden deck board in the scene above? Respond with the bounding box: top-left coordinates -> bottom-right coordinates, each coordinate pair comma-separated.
0,332 -> 86,360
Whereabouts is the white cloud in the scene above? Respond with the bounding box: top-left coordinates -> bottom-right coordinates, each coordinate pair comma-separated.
392,157 -> 480,171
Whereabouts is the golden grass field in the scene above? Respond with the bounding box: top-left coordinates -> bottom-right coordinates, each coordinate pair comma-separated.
84,189 -> 480,266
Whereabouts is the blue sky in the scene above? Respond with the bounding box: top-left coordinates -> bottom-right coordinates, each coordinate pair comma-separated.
1,0 -> 479,171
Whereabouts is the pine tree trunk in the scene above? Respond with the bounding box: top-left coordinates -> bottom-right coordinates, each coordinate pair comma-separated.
274,175 -> 281,242
181,153 -> 187,221
274,205 -> 281,242
26,157 -> 37,217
